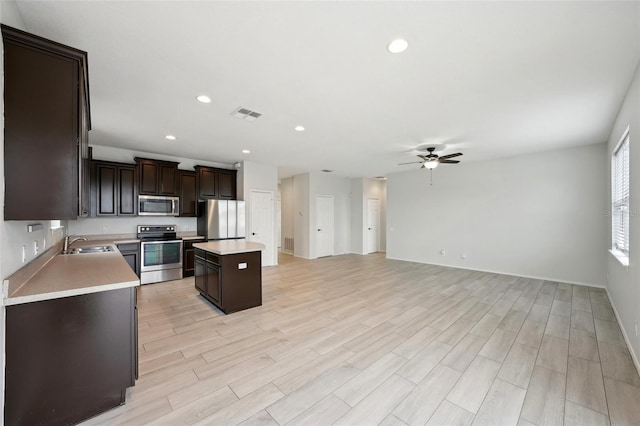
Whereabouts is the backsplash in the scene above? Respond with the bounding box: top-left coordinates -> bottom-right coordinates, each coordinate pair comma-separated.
69,216 -> 197,236
1,220 -> 67,278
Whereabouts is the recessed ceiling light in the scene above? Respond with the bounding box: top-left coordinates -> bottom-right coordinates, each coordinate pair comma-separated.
196,95 -> 211,104
242,149 -> 251,154
165,135 -> 176,140
387,38 -> 408,53
294,125 -> 305,132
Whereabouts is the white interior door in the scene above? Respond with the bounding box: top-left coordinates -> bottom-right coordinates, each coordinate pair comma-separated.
366,198 -> 380,254
249,190 -> 274,266
315,195 -> 334,258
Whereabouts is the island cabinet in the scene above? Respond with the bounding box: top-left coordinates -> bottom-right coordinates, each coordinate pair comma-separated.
194,247 -> 262,314
135,157 -> 179,196
2,24 -> 91,220
5,287 -> 137,426
195,166 -> 237,200
91,160 -> 137,216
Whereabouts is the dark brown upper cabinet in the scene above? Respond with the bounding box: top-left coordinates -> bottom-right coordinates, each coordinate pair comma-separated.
218,169 -> 237,200
135,158 -> 179,196
195,166 -> 237,200
2,25 -> 91,220
91,161 -> 137,216
178,170 -> 198,217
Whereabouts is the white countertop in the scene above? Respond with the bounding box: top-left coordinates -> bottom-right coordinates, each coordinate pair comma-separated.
194,240 -> 265,255
3,240 -> 140,306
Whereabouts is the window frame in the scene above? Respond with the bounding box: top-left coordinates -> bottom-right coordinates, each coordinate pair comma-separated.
610,126 -> 630,267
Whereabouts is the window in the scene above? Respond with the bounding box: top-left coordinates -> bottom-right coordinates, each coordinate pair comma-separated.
611,127 -> 630,264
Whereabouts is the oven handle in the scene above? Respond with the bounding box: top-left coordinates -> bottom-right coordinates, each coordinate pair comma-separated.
141,239 -> 183,246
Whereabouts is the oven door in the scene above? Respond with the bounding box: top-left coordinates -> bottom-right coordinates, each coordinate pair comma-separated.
140,240 -> 183,272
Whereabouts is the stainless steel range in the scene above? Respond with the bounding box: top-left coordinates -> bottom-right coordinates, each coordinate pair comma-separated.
137,225 -> 183,285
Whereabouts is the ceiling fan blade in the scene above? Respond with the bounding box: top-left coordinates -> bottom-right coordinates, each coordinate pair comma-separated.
398,161 -> 423,165
438,153 -> 463,160
439,160 -> 460,164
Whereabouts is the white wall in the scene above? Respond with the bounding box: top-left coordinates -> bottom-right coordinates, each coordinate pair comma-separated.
387,143 -> 607,286
350,179 -> 364,255
238,160 -> 278,266
280,177 -> 294,252
308,172 -> 351,258
293,173 -> 310,259
69,216 -> 196,236
606,61 -> 640,368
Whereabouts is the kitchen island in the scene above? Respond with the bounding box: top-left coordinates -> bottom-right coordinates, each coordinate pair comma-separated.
193,240 -> 264,314
2,240 -> 139,426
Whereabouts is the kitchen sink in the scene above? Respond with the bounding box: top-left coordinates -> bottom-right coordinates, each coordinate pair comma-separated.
61,245 -> 115,255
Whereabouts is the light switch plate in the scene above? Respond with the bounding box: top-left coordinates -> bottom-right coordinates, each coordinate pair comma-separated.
238,262 -> 247,270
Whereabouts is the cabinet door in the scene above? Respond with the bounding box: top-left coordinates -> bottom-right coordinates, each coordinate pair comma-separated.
95,163 -> 117,216
159,164 -> 178,195
179,171 -> 198,217
218,170 -> 237,199
194,256 -> 206,293
3,32 -> 81,220
138,161 -> 158,195
206,262 -> 221,304
198,167 -> 218,199
121,253 -> 139,276
118,166 -> 137,215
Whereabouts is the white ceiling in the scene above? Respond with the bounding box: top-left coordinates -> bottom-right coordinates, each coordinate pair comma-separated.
11,1 -> 640,179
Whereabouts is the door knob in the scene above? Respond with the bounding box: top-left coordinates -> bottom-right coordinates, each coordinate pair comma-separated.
252,232 -> 256,235
368,228 -> 371,230
317,229 -> 321,231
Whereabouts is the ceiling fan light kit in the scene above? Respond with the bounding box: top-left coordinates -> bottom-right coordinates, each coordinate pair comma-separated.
398,146 -> 463,170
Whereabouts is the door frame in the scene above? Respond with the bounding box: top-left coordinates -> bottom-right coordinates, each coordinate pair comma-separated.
366,197 -> 380,254
315,194 -> 335,258
249,189 -> 276,266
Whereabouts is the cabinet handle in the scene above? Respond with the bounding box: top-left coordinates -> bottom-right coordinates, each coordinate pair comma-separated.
317,229 -> 321,231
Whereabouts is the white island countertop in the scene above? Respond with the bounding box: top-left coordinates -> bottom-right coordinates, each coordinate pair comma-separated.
194,240 -> 265,255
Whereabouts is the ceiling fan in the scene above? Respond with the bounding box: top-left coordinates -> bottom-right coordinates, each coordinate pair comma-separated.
398,147 -> 463,169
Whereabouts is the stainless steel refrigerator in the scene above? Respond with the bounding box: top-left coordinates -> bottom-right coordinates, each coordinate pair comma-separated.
197,200 -> 246,240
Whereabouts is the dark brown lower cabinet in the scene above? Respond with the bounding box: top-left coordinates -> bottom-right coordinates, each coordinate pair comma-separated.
183,238 -> 205,277
5,287 -> 137,426
117,242 -> 141,277
194,248 -> 261,314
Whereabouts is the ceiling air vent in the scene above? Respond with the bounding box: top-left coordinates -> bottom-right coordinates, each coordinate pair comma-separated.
232,107 -> 262,121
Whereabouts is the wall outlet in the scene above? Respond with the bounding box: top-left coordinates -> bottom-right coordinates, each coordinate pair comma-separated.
102,226 -> 109,234
33,240 -> 39,256
440,250 -> 446,256
461,253 -> 467,259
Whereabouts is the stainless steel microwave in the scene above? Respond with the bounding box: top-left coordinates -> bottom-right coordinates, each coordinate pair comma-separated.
138,195 -> 179,216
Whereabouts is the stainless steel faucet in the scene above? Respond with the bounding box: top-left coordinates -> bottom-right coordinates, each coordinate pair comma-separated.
63,236 -> 87,252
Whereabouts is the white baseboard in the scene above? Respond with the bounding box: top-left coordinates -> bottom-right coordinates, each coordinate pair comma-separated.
384,255 -> 604,288
604,288 -> 640,378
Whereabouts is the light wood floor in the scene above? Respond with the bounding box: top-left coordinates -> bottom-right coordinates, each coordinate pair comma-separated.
84,253 -> 640,426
